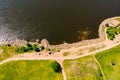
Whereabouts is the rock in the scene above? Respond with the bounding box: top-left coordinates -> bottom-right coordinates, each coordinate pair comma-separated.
49,52 -> 52,55
13,39 -> 27,46
98,73 -> 103,77
41,39 -> 50,50
7,44 -> 11,47
58,50 -> 60,52
111,61 -> 116,66
36,39 -> 39,43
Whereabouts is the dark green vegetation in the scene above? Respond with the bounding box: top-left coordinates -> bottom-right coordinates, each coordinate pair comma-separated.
95,44 -> 120,80
106,23 -> 120,40
0,43 -> 45,62
63,56 -> 103,80
15,43 -> 45,53
106,27 -> 117,40
50,61 -> 62,73
0,60 -> 63,80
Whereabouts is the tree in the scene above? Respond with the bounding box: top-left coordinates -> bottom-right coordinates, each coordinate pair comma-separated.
26,43 -> 33,50
16,46 -> 28,53
50,61 -> 62,73
34,48 -> 40,52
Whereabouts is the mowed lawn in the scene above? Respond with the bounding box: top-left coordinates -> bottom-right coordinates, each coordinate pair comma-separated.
63,56 -> 103,80
0,60 -> 63,80
95,44 -> 120,80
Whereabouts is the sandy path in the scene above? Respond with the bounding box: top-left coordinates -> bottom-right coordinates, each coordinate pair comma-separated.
0,17 -> 120,80
1,41 -> 119,66
0,42 -> 120,80
0,27 -> 120,80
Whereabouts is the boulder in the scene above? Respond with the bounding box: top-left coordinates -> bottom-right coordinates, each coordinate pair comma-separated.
41,39 -> 50,49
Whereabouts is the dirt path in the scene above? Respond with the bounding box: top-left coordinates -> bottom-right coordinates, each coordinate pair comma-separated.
57,60 -> 67,80
93,55 -> 106,80
0,42 -> 120,80
0,17 -> 120,80
1,41 -> 119,66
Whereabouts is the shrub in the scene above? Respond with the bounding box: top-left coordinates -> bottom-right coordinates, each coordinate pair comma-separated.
15,43 -> 42,53
105,23 -> 109,27
34,48 -> 40,52
26,43 -> 33,50
32,44 -> 37,50
106,27 -> 116,40
50,61 -> 62,73
16,46 -> 28,53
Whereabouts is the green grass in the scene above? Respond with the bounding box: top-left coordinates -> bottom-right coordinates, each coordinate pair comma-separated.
63,45 -> 120,80
106,21 -> 120,40
0,45 -> 28,62
95,44 -> 120,80
0,43 -> 44,62
0,45 -> 17,62
106,27 -> 117,40
63,56 -> 103,80
0,60 -> 63,80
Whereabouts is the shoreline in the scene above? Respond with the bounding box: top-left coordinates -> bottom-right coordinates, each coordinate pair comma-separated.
1,16 -> 120,49
0,16 -> 120,80
51,16 -> 120,49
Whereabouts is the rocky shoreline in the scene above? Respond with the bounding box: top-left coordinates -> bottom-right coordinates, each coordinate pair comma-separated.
1,16 -> 120,49
51,16 -> 120,49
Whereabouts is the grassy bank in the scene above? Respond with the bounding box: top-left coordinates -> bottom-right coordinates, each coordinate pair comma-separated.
0,60 -> 63,80
63,44 -> 120,80
95,45 -> 120,80
0,43 -> 45,62
63,56 -> 103,80
0,45 -> 17,62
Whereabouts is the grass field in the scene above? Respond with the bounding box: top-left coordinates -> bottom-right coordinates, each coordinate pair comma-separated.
63,44 -> 120,80
95,45 -> 120,80
0,60 -> 63,80
63,56 -> 103,80
0,44 -> 39,62
1,44 -> 120,80
0,45 -> 17,62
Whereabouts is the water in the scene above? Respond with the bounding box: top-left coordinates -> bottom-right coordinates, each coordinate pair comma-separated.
0,0 -> 120,44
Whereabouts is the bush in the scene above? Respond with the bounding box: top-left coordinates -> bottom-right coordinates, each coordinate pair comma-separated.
105,23 -> 109,27
16,46 -> 28,53
34,48 -> 40,52
32,44 -> 37,50
26,43 -> 33,50
106,27 -> 116,40
50,61 -> 62,73
15,43 -> 43,53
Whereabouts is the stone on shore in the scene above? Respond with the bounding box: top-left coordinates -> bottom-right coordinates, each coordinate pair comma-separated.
41,39 -> 50,50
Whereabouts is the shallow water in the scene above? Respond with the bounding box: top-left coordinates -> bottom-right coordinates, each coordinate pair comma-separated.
0,0 -> 120,44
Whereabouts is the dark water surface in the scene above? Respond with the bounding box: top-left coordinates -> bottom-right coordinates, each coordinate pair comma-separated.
0,0 -> 120,44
